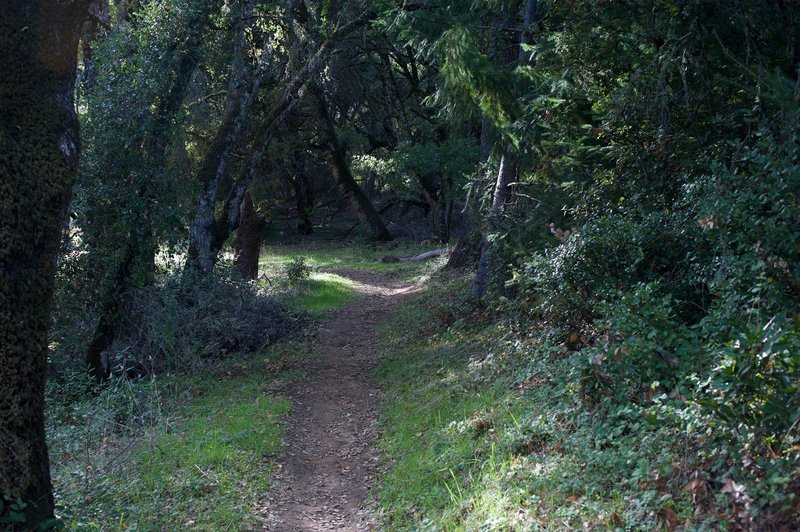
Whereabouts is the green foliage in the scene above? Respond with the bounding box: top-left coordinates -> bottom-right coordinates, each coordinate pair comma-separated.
376,268 -> 799,530
0,496 -> 27,526
705,316 -> 800,450
284,256 -> 312,285
579,283 -> 699,403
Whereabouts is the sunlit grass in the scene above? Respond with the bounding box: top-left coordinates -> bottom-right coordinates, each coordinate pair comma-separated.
127,372 -> 291,529
374,272 -> 678,530
288,272 -> 356,313
259,241 -> 439,280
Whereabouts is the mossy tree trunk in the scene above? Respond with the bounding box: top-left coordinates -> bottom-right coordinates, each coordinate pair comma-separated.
234,191 -> 270,279
0,0 -> 88,526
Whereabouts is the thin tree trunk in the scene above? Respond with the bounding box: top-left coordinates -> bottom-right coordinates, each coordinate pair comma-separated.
234,191 -> 270,279
472,152 -> 517,296
292,170 -> 315,235
1,1 -> 87,526
471,0 -> 538,296
312,86 -> 392,241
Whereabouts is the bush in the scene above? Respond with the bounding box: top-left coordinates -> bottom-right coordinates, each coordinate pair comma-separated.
704,316 -> 800,450
102,270 -> 300,376
284,256 -> 312,285
579,283 -> 700,403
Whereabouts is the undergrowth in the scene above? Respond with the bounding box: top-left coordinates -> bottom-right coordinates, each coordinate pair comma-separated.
48,335 -> 315,530
376,270 -> 800,530
46,243 -> 371,529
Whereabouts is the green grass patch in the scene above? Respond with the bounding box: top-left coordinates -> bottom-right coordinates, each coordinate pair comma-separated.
375,272 -> 704,530
287,272 -> 356,313
49,340 -> 313,530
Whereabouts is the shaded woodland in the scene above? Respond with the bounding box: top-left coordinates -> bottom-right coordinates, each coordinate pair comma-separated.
2,0 -> 799,528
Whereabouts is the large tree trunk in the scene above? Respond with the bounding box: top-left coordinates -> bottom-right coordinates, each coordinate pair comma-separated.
446,219 -> 482,269
447,117 -> 493,270
0,1 -> 87,526
312,87 -> 393,241
234,191 -> 270,279
416,172 -> 449,242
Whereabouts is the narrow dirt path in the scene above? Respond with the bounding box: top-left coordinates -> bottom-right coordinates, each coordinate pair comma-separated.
261,270 -> 418,531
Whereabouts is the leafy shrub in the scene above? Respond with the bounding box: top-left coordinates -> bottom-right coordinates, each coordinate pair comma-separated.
284,256 -> 312,285
703,316 -> 800,450
579,283 -> 700,403
515,210 -> 703,330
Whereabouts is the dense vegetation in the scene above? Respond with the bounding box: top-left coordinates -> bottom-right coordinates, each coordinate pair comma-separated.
1,0 -> 798,529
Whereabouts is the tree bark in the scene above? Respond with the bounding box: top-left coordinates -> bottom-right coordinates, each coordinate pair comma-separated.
234,191 -> 270,279
446,221 -> 482,269
471,0 -> 538,297
472,152 -> 517,296
312,86 -> 393,241
292,168 -> 315,235
0,1 -> 88,526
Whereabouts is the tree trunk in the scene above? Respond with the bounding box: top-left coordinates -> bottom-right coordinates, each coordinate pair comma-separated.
80,0 -> 109,91
186,0 -> 265,275
234,192 -> 270,279
471,0 -> 538,297
312,87 -> 392,241
448,117 -> 493,270
472,152 -> 517,296
293,171 -> 315,235
446,221 -> 482,269
0,1 -> 87,526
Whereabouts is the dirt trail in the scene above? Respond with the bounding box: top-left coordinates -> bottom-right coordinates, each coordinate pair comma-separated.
262,270 -> 418,531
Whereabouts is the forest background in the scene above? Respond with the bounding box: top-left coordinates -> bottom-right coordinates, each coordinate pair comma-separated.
1,0 -> 799,529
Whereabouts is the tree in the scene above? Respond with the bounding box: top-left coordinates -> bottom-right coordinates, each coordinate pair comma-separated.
0,1 -> 88,526
80,0 -> 223,379
311,84 -> 393,241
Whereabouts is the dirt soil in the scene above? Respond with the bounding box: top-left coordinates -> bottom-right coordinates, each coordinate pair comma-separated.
261,269 -> 419,531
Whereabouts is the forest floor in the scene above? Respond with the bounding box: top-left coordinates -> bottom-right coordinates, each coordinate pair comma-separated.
261,268 -> 421,531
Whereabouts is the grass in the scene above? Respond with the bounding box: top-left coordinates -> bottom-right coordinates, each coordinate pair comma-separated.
259,241 -> 439,282
49,350 -> 301,530
48,243 -> 381,530
375,274 -> 531,529
374,271 -> 703,530
284,272 -> 356,314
